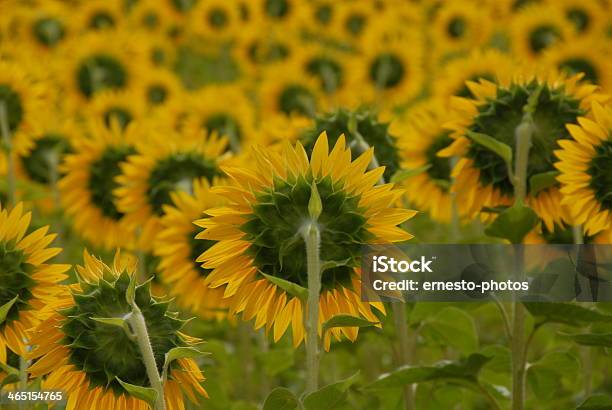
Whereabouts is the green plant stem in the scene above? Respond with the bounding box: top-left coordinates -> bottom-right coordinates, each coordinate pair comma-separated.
303,222 -> 321,394
18,355 -> 28,410
511,111 -> 533,410
572,225 -> 593,396
477,383 -> 502,410
0,102 -> 16,207
392,303 -> 414,410
127,306 -> 166,410
511,246 -> 526,410
492,294 -> 512,342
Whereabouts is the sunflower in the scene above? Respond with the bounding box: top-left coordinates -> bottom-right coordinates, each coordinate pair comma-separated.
115,130 -> 229,250
331,2 -> 377,44
233,27 -> 299,75
430,0 -> 493,60
291,43 -> 350,98
0,202 -> 70,362
542,38 -> 612,91
87,89 -> 146,130
249,0 -> 305,29
154,178 -> 229,320
258,63 -> 323,119
21,0 -> 72,51
297,0 -> 339,36
510,4 -> 574,60
76,0 -> 124,32
432,49 -> 515,100
439,71 -> 605,231
300,108 -> 402,181
555,101 -> 612,236
196,133 -> 416,349
28,250 -> 207,410
349,32 -> 424,108
545,0 -> 606,37
59,120 -> 139,250
0,61 -> 45,140
189,0 -> 242,40
391,100 -> 457,223
63,30 -> 149,101
133,66 -> 185,111
128,0 -> 181,37
182,84 -> 257,153
13,111 -> 77,186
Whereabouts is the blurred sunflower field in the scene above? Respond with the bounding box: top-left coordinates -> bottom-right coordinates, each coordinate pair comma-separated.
1,0 -> 612,409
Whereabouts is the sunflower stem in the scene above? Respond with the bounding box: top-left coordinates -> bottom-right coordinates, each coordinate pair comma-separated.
510,111 -> 534,410
392,303 -> 414,410
0,102 -> 16,207
127,306 -> 167,410
303,221 -> 321,394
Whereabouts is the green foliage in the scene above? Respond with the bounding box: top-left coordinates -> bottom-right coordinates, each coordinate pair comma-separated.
303,371 -> 360,410
116,377 -> 158,407
485,202 -> 539,243
524,303 -> 612,326
262,388 -> 300,410
420,307 -> 479,354
365,353 -> 491,390
322,315 -> 379,335
526,351 -> 580,400
578,395 -> 612,410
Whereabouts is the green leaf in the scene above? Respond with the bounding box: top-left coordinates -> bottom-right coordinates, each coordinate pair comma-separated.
0,373 -> 20,388
466,131 -> 512,166
526,351 -> 579,400
261,272 -> 309,302
421,307 -> 478,355
390,165 -> 432,183
524,303 -> 612,326
578,395 -> 612,410
308,181 -> 322,221
365,353 -> 491,390
322,315 -> 379,335
0,295 -> 18,325
0,361 -> 19,377
163,347 -> 209,379
529,171 -> 560,196
303,371 -> 360,410
262,387 -> 300,410
320,258 -> 351,273
116,377 -> 158,407
560,332 -> 612,347
485,202 -> 539,243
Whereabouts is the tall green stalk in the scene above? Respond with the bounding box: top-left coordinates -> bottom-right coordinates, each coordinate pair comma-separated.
510,112 -> 534,410
393,304 -> 414,410
127,305 -> 167,410
303,221 -> 321,394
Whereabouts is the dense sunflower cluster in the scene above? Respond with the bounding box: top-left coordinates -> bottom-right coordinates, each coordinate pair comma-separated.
1,0 -> 612,407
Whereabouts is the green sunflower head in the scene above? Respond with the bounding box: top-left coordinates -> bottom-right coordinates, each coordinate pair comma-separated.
466,80 -> 584,196
0,240 -> 36,330
301,108 -> 401,181
241,172 -> 373,291
60,268 -> 186,396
